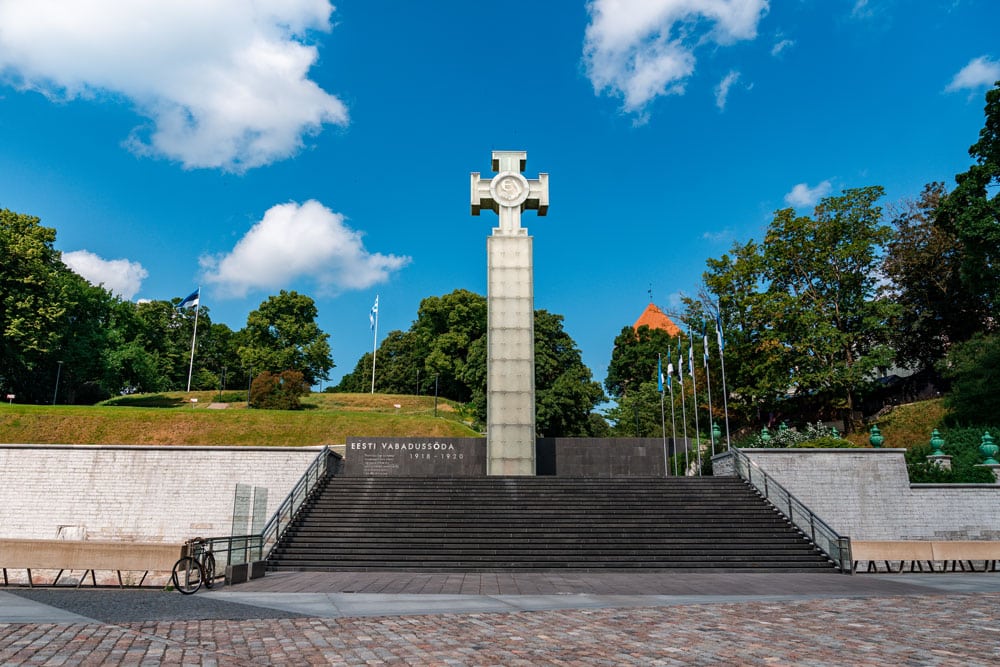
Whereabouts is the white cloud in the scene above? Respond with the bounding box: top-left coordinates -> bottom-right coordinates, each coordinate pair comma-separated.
63,249 -> 148,299
583,0 -> 769,114
0,1 -> 347,171
784,180 -> 832,208
945,56 -> 1000,93
851,0 -> 873,19
715,70 -> 740,110
771,38 -> 794,56
200,200 -> 411,298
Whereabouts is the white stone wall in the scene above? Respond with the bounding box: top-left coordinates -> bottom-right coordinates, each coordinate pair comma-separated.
715,449 -> 1000,541
0,445 -> 325,542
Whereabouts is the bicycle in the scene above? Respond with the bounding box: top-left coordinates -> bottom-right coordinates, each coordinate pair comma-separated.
171,537 -> 217,594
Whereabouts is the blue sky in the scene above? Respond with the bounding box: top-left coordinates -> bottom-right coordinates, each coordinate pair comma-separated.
1,1 -> 998,389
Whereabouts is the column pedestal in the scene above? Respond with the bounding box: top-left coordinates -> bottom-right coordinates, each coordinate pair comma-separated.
487,234 -> 535,475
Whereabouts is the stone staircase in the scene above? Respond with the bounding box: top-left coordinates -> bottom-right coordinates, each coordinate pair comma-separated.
267,476 -> 840,572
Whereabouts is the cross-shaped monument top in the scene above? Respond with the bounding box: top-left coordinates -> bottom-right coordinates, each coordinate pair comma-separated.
471,151 -> 548,236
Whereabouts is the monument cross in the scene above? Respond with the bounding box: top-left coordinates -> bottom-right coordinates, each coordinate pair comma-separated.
471,151 -> 548,235
470,151 -> 548,475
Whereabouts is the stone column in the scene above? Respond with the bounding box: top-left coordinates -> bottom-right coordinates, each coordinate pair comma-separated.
471,151 -> 548,475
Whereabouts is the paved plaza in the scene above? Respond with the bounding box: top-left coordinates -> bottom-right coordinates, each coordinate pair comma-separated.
3,571 -> 1000,665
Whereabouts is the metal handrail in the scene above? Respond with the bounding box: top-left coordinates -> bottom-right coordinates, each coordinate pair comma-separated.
193,446 -> 341,576
259,446 -> 340,560
729,447 -> 853,573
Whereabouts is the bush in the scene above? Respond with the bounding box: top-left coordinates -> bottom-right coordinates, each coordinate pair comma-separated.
249,370 -> 310,410
790,436 -> 857,448
739,422 -> 843,448
905,427 -> 999,483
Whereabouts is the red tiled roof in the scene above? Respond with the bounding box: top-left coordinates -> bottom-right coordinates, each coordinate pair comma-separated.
633,303 -> 681,336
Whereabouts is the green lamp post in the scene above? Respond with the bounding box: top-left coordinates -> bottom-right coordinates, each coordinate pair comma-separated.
760,426 -> 771,444
712,422 -> 722,444
979,431 -> 999,465
869,425 -> 884,448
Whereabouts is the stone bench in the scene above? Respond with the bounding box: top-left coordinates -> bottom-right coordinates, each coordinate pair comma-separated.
852,540 -> 1000,573
0,539 -> 182,588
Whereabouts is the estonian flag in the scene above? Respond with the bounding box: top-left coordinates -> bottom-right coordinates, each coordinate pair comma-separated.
676,338 -> 684,386
369,295 -> 379,330
688,328 -> 695,377
703,321 -> 710,366
657,355 -> 664,393
716,313 -> 725,352
178,288 -> 199,309
666,349 -> 673,390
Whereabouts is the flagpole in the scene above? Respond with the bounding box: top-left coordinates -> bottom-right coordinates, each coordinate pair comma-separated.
186,288 -> 200,393
703,323 -> 716,458
658,354 -> 668,478
678,340 -> 689,476
689,328 -> 702,476
370,295 -> 379,395
669,366 -> 678,477
717,312 -> 732,450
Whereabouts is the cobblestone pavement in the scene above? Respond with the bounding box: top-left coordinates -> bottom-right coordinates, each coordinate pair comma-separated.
3,588 -> 999,665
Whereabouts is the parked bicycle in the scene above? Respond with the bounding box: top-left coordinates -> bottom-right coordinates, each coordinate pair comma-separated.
171,537 -> 217,594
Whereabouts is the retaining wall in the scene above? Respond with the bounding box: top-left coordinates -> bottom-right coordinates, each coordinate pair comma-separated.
0,445 -> 324,543
713,448 -> 1000,541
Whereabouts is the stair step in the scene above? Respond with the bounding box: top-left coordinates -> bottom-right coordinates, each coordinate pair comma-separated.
267,475 -> 839,573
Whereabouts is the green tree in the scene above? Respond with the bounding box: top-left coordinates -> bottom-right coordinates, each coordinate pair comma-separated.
336,290 -> 605,436
239,290 -> 334,386
761,186 -> 897,431
938,81 -> 1000,319
605,324 -> 676,399
702,240 -> 793,425
883,183 -> 986,371
0,209 -> 68,401
940,333 -> 1000,426
701,188 -> 898,431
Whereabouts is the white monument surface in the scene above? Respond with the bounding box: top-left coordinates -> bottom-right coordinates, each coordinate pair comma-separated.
471,151 -> 548,475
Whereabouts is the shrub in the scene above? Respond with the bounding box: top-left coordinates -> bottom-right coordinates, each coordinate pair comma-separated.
905,427 -> 999,483
249,370 -> 310,410
740,422 -> 842,448
790,436 -> 857,448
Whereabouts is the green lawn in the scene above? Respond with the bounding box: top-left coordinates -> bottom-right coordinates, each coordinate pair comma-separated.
0,392 -> 480,446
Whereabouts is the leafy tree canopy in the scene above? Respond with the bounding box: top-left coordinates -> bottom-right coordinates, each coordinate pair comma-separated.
336,290 -> 606,437
239,290 -> 333,386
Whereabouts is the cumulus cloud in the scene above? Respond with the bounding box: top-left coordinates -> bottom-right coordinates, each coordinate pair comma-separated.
945,56 -> 1000,93
784,180 -> 832,208
63,249 -> 148,299
201,200 -> 411,298
583,0 -> 769,114
0,0 -> 348,171
715,70 -> 741,110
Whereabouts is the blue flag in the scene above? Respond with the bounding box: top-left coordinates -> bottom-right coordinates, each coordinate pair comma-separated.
703,321 -> 710,366
657,355 -> 663,393
369,295 -> 379,330
177,288 -> 199,309
716,313 -> 725,352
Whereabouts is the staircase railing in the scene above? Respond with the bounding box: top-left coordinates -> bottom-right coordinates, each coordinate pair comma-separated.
258,446 -> 341,561
729,448 -> 853,574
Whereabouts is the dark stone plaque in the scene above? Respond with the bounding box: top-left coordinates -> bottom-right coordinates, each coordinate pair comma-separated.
344,437 -> 487,477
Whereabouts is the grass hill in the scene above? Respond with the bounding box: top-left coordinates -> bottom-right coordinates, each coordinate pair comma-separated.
0,392 -> 480,447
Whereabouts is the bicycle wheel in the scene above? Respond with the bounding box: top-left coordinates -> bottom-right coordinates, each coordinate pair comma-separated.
202,552 -> 217,589
171,556 -> 204,594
